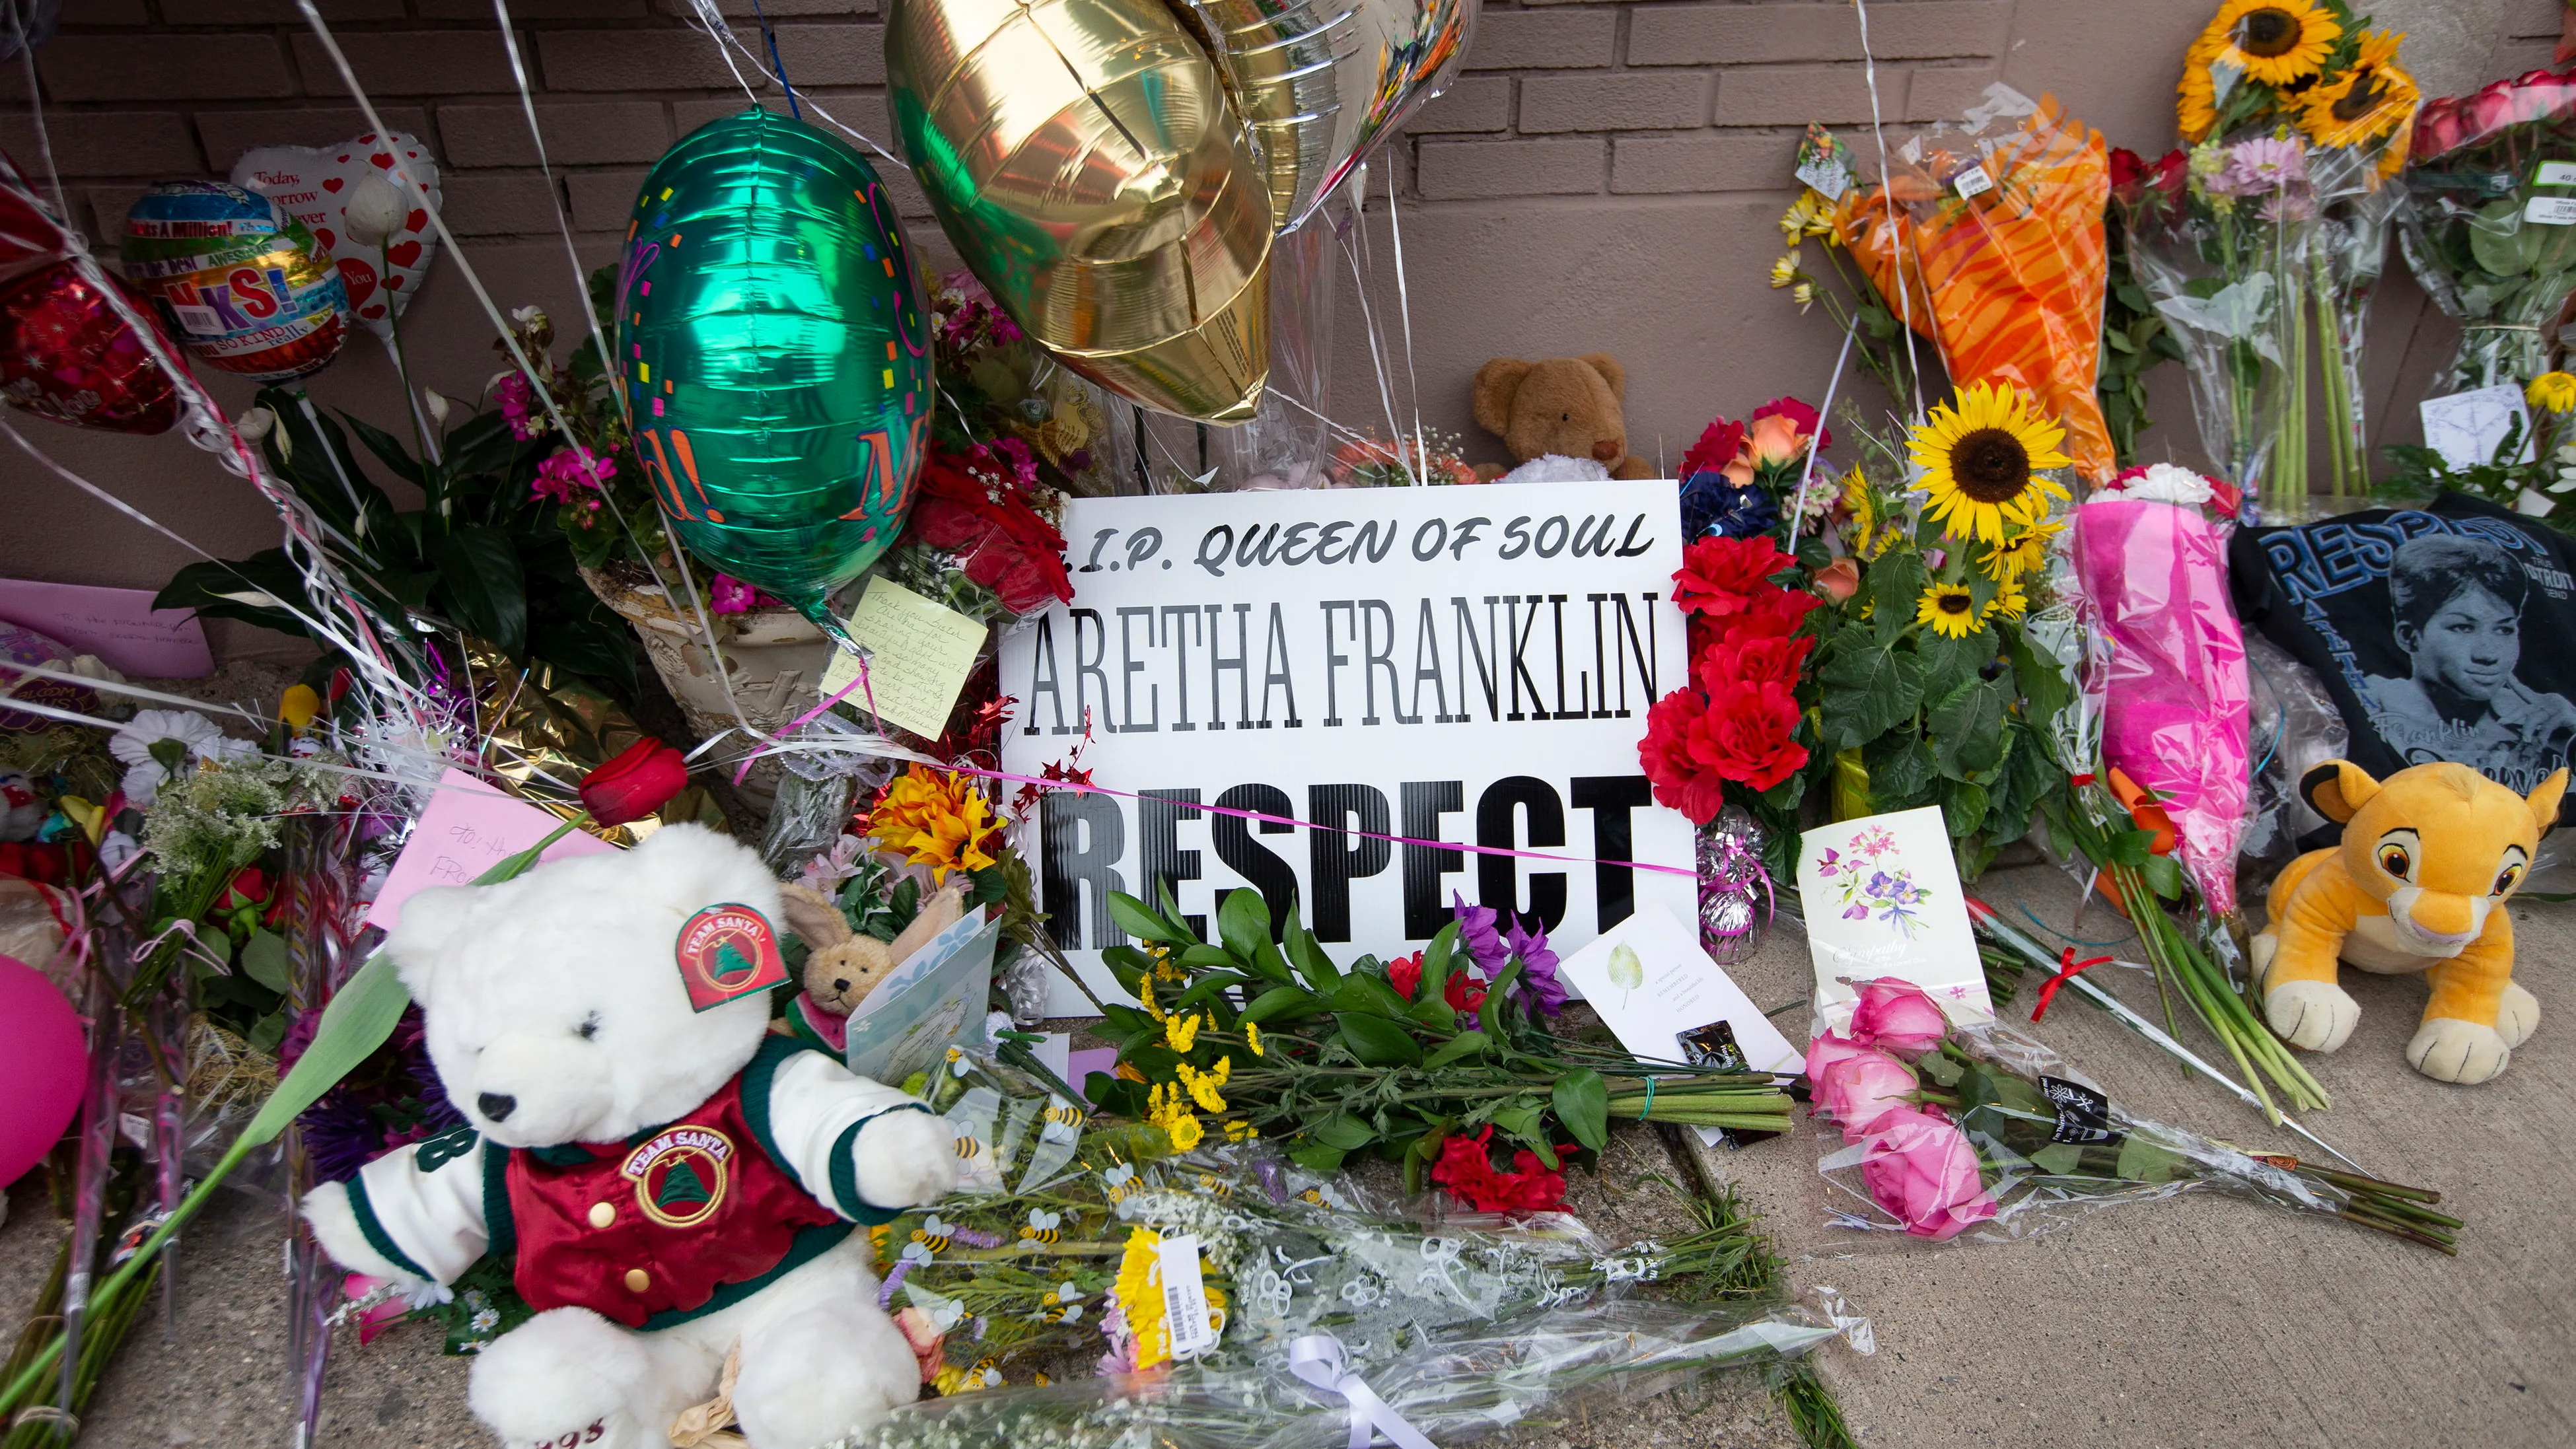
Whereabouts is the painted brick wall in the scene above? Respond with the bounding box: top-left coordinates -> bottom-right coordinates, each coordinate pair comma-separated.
0,0 -> 2564,624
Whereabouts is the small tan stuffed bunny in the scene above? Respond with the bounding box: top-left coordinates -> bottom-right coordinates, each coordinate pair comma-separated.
777,880 -> 968,1015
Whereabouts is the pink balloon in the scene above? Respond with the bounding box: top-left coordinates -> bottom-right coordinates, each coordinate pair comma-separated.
0,952 -> 85,1187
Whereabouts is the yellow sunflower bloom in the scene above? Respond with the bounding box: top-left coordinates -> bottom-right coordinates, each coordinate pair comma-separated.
1768,252 -> 1802,289
1984,583 -> 2028,622
1915,583 -> 1982,639
2195,0 -> 2340,88
1986,519 -> 2065,579
2295,30 -> 2417,149
2527,371 -> 2576,414
865,765 -> 1000,882
1906,380 -> 2072,544
2177,54 -> 2219,143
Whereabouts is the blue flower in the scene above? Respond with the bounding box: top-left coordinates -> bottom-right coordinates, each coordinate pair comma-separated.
1679,470 -> 1779,540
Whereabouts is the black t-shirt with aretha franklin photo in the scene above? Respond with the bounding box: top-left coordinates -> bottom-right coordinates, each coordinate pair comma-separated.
2230,491 -> 2576,801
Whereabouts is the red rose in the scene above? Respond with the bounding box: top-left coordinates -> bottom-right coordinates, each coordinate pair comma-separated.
1691,678 -> 1808,792
2145,148 -> 2188,198
1679,417 -> 1745,481
1699,633 -> 1811,695
2107,147 -> 2143,203
1751,396 -> 1831,454
219,866 -> 271,911
1671,536 -> 1794,618
1641,689 -> 1726,824
579,737 -> 690,827
1386,950 -> 1423,1000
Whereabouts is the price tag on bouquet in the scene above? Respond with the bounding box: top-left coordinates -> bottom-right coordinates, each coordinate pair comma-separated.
2524,195 -> 2576,226
1158,1232 -> 1218,1358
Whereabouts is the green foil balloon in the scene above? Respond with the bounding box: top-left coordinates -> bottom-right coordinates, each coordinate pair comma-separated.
618,109 -> 933,622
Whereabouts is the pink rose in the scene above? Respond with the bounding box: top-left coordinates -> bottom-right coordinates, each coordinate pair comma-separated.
1857,1107 -> 1997,1241
1803,1031 -> 1877,1082
1849,977 -> 1950,1057
1814,1049 -> 1921,1141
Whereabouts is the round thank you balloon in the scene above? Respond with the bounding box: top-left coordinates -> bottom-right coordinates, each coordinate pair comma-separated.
888,0 -> 1272,423
618,110 -> 933,615
0,262 -> 182,435
233,130 -> 443,338
1180,0 -> 1476,234
0,952 -> 83,1187
121,181 -> 348,382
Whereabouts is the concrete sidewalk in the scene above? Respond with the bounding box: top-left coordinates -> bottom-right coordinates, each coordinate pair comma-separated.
4,860 -> 2568,1447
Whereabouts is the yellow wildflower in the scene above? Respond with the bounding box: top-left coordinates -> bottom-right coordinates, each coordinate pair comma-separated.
1176,1059 -> 1229,1113
1164,1112 -> 1205,1152
1164,1011 -> 1202,1053
1223,1118 -> 1258,1143
2529,371 -> 2576,415
932,1365 -> 965,1396
1244,1022 -> 1263,1057
1139,975 -> 1164,1022
1768,252 -> 1801,289
1790,281 -> 1815,312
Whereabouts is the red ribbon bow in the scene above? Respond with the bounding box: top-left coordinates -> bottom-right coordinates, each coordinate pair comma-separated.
2030,947 -> 2112,1022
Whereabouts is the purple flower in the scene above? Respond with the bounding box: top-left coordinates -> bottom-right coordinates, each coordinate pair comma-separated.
531,445 -> 614,503
1843,903 -> 1869,920
710,573 -> 777,615
495,372 -> 543,441
1452,891 -> 1507,977
1503,917 -> 1565,1017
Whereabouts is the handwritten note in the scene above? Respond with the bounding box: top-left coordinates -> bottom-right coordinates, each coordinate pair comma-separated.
820,578 -> 988,739
365,769 -> 616,930
0,579 -> 213,678
2420,385 -> 2532,471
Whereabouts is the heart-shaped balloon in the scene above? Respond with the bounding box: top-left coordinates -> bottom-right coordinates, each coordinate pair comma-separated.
232,131 -> 441,337
0,261 -> 182,435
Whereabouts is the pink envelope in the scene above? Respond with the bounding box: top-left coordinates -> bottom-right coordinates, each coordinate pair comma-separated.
366,769 -> 617,931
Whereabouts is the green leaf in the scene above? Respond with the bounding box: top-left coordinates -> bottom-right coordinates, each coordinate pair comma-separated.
1310,1112 -> 1380,1150
1217,886 -> 1271,961
1286,918 -> 1342,991
1238,985 -> 1324,1024
1334,1012 -> 1425,1067
1100,946 -> 1152,995
1423,1030 -> 1489,1069
1176,944 -> 1233,968
1477,958 -> 1523,1040
1155,879 -> 1201,944
1861,550 -> 1927,643
1928,676 -> 2010,778
339,409 -> 427,488
238,929 -> 291,994
1286,1141 -> 1348,1173
1817,635 -> 1927,752
1863,734 -> 1937,807
2030,1141 -> 2085,1176
2141,853 -> 2186,901
1489,1100 -> 1552,1162
1913,625 -> 1996,705
1419,922 -> 1456,1008
154,553 -> 311,636
1940,779 -> 1991,838
1170,972 -> 1252,1014
1330,972 -> 1411,1018
1086,1073 -> 1147,1118
2004,629 -> 2073,732
1550,1068 -> 1610,1152
2106,828 -> 2155,867
427,524 -> 528,656
1106,892 -> 1177,943
2116,1135 -> 2183,1184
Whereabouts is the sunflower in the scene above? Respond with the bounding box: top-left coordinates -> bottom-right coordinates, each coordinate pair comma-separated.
2194,0 -> 2340,88
1906,380 -> 2072,544
1915,582 -> 1982,639
2529,371 -> 2576,414
2177,53 -> 2220,143
1984,582 -> 2028,623
1984,518 -> 2065,579
1840,466 -> 1878,554
2295,29 -> 2417,149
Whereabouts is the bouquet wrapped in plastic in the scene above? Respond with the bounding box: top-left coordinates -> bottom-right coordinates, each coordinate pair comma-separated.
2400,67 -> 2576,395
1805,979 -> 2458,1251
824,1296 -> 1868,1449
2068,472 -> 2250,913
1832,85 -> 2117,484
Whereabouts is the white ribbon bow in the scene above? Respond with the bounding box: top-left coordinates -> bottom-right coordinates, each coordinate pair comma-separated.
1286,1335 -> 1438,1449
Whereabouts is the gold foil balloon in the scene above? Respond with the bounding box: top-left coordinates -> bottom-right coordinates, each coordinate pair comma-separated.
1178,0 -> 1477,234
888,0 -> 1272,423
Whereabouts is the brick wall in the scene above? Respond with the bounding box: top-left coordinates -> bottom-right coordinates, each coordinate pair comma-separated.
0,0 -> 2563,614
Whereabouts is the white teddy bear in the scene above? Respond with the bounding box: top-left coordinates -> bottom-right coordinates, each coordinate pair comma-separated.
303,824 -> 960,1449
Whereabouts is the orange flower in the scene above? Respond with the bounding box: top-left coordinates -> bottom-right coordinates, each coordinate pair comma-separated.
2107,767 -> 2176,856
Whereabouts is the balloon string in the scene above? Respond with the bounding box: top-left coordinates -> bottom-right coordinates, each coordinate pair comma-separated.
749,0 -> 801,121
1787,318 -> 1857,553
677,0 -> 907,170
6,3 -> 63,228
1383,164 -> 1427,488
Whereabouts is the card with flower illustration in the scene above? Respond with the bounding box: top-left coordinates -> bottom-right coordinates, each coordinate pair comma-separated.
1798,806 -> 1991,1028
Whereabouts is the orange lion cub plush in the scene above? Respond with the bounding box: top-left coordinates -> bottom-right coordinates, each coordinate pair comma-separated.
2252,760 -> 2567,1084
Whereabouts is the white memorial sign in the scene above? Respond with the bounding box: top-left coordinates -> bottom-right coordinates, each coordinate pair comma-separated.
999,478 -> 1696,1012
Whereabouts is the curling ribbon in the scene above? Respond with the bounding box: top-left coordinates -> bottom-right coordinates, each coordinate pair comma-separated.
2029,948 -> 2112,1023
1285,1335 -> 1437,1449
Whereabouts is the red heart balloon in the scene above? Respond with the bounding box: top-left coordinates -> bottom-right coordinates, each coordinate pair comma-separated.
0,263 -> 182,435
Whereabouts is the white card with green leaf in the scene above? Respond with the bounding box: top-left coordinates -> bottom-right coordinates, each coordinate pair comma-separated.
1797,805 -> 1993,1028
1555,905 -> 1802,1078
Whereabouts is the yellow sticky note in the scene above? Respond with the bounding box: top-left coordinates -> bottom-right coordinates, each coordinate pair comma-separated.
820,578 -> 989,739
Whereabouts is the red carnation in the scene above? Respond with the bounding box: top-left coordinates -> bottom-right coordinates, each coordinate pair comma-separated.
1679,417 -> 1746,481
1699,633 -> 1811,695
1672,536 -> 1794,618
1641,689 -> 1727,824
1430,1126 -> 1569,1213
580,736 -> 690,827
1387,950 -> 1423,1000
1693,678 -> 1808,791
1721,586 -> 1822,643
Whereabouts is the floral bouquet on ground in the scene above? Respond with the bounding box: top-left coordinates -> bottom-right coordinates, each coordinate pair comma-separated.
2400,67 -> 2576,396
1805,979 -> 2458,1250
1080,889 -> 1796,1209
1641,381 -> 2075,882
1674,398 -> 1832,544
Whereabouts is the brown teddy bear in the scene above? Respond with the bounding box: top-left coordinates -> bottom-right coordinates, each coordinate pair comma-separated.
1470,355 -> 1655,481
